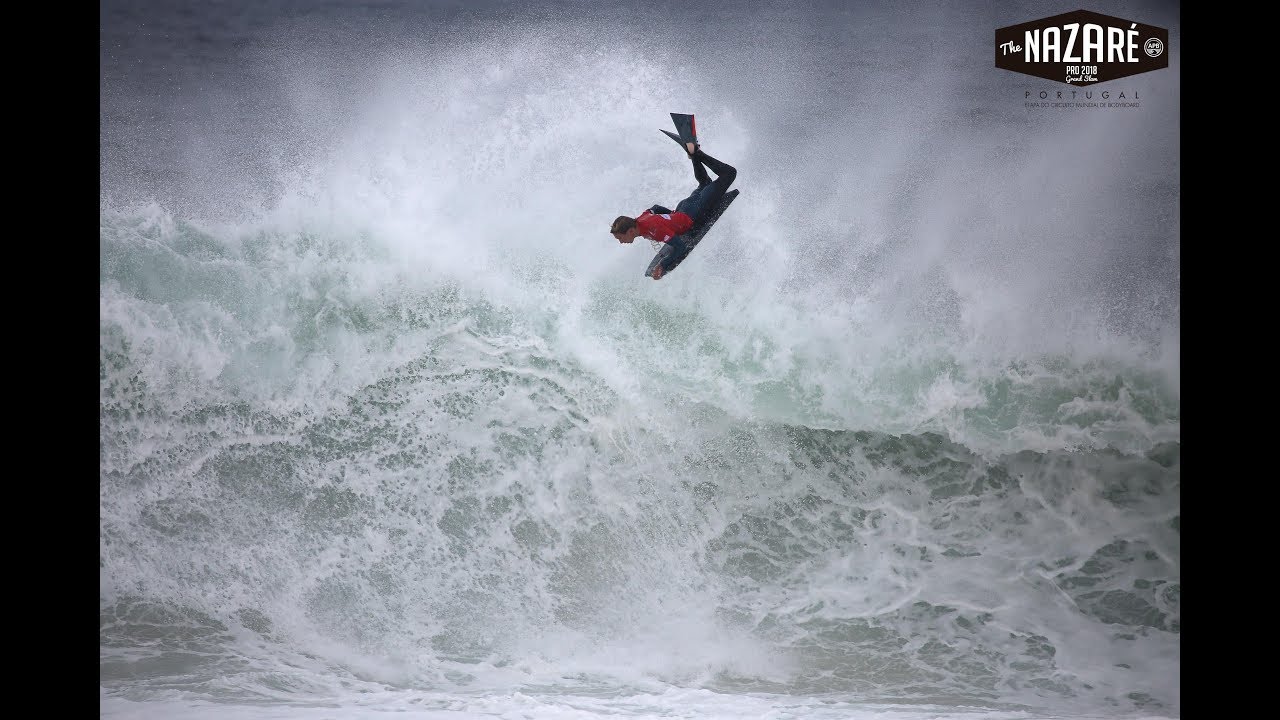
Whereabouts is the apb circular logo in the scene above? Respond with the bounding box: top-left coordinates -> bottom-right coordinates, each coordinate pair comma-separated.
1145,38 -> 1164,57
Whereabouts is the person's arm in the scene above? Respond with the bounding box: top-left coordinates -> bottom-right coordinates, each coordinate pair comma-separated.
648,204 -> 673,215
645,244 -> 674,279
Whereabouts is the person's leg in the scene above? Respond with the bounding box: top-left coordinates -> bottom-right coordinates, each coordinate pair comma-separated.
691,155 -> 710,186
693,149 -> 736,186
674,188 -> 702,217
682,150 -> 736,225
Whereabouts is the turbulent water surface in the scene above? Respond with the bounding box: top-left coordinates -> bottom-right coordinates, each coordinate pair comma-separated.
101,1 -> 1179,718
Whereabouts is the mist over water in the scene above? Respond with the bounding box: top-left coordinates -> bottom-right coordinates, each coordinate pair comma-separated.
101,2 -> 1179,718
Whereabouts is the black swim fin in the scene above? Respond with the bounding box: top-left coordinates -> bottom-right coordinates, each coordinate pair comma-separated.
669,113 -> 697,146
660,129 -> 685,147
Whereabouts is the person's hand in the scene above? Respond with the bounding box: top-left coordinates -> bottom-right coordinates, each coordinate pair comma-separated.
651,265 -> 665,280
686,142 -> 697,156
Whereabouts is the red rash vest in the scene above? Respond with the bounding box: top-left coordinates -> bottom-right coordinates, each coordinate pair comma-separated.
635,210 -> 693,243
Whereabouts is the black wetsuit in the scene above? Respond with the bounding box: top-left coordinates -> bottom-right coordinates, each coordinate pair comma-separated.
650,149 -> 737,256
676,150 -> 736,229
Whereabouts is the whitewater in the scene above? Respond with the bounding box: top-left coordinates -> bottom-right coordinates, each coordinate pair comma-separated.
100,2 -> 1179,718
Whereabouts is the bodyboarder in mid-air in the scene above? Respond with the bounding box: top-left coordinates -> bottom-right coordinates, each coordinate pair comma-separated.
611,129 -> 737,280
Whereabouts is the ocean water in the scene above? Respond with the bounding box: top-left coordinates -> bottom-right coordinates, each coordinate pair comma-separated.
100,1 -> 1180,718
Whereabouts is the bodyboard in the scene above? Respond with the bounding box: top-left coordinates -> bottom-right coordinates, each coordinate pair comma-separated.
644,189 -> 739,277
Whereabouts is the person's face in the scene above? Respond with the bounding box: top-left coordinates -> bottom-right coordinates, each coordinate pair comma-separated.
613,228 -> 637,244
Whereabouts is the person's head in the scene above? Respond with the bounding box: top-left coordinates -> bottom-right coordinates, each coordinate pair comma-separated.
611,216 -> 640,244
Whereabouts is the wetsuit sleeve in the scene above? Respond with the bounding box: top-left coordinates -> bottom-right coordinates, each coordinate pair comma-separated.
648,204 -> 673,214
